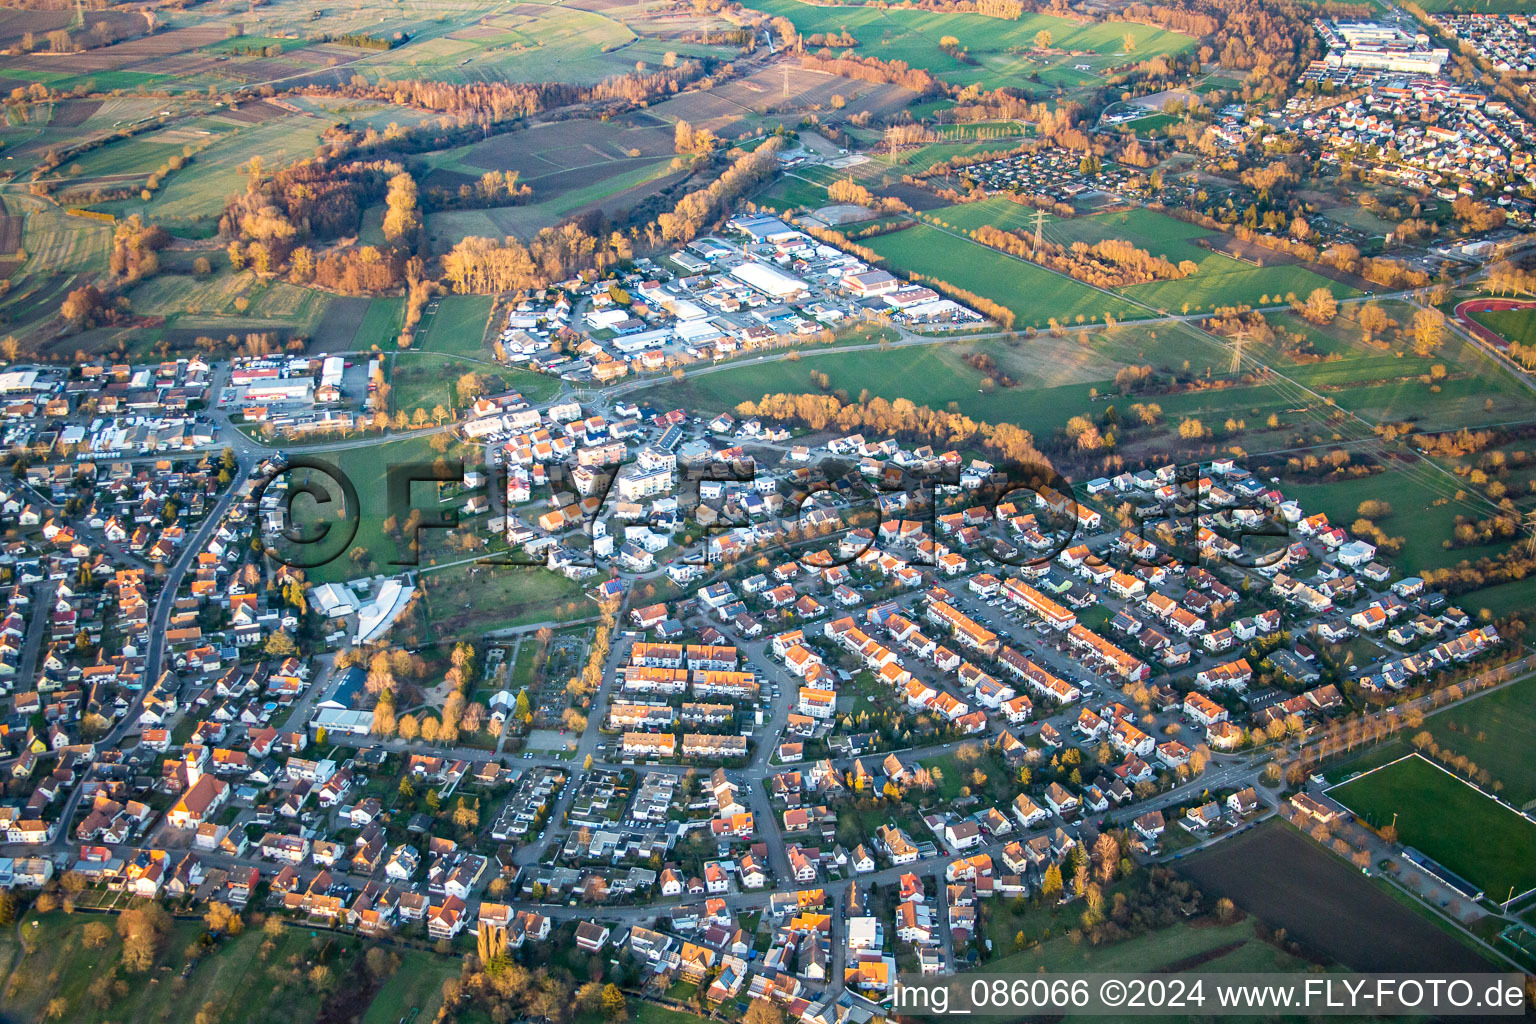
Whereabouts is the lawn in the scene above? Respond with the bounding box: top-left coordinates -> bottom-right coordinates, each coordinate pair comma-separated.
425,158 -> 677,244
866,223 -> 1147,326
389,352 -> 558,418
128,273 -> 330,335
1330,753 -> 1536,902
417,294 -> 494,357
355,296 -> 407,352
63,136 -> 190,180
1119,253 -> 1357,314
986,917 -> 1302,974
1460,577 -> 1536,636
340,3 -> 732,87
300,432 -> 451,583
754,173 -> 836,212
0,195 -> 113,351
919,752 -> 967,799
1470,307 -> 1536,347
1390,673 -> 1536,808
390,352 -> 464,417
420,559 -> 588,637
359,949 -> 460,1024
639,333 -> 1138,439
0,910 -> 466,1024
940,202 -> 1214,265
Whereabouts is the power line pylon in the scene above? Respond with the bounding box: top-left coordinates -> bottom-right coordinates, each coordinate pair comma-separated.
1521,509 -> 1536,559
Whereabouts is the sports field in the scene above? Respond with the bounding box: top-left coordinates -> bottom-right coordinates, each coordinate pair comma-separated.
1471,307 -> 1536,347
1330,754 -> 1536,902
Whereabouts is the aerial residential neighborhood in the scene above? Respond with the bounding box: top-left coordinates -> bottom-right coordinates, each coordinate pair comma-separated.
2,0 -> 1536,1019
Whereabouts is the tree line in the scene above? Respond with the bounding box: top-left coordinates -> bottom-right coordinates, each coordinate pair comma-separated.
969,223 -> 1197,287
735,391 -> 1051,471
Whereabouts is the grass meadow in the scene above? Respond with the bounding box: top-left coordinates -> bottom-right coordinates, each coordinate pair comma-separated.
1331,754 -> 1536,901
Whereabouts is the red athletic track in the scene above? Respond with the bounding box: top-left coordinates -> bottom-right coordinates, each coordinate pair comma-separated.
1453,297 -> 1536,350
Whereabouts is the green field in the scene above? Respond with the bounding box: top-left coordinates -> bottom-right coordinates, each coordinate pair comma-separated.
389,350 -> 557,420
417,294 -> 494,356
887,205 -> 1359,322
390,353 -> 465,417
1460,577 -> 1536,636
298,432 -> 448,583
1330,754 -> 1536,902
346,5 -> 729,86
986,915 -> 1304,975
63,137 -> 192,181
1471,308 -> 1536,347
1394,674 -> 1536,809
129,273 -> 331,335
421,558 -> 588,637
357,950 -> 458,1024
425,158 -> 677,244
641,329 -> 1158,437
1415,0 -> 1530,10
0,910 -> 476,1024
1283,474 -> 1508,576
353,296 -> 407,352
940,202 -> 1214,266
866,223 -> 1147,326
0,196 -> 114,352
743,0 -> 1195,89
95,116 -> 328,228
1121,258 -> 1357,315
0,67 -> 170,92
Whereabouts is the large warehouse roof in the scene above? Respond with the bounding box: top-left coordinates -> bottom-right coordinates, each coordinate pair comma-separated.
730,261 -> 806,297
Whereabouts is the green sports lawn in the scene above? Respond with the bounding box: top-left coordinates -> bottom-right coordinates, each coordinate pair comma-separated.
1470,307 -> 1536,347
1330,754 -> 1536,901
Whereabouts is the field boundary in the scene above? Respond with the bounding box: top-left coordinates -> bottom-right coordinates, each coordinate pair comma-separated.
1327,751 -> 1536,907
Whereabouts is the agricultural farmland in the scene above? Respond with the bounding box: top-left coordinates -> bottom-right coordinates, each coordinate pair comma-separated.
742,0 -> 1196,91
925,200 -> 1360,314
1179,819 -> 1493,972
865,222 -> 1147,326
90,114 -> 331,231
